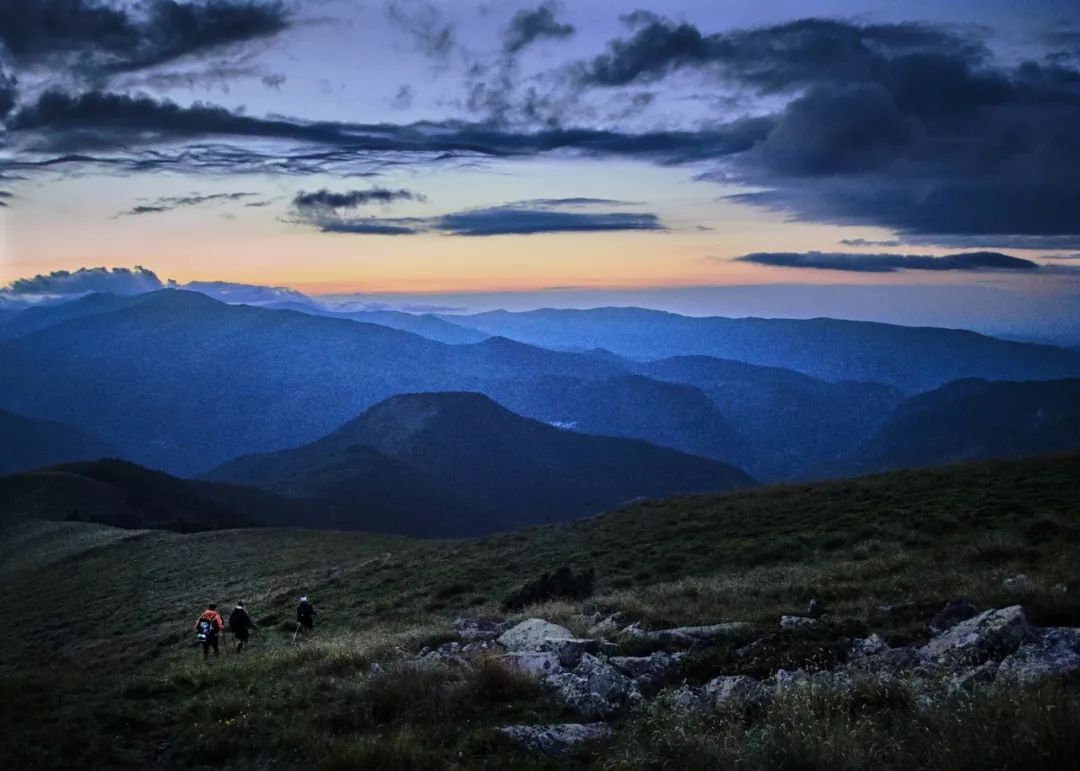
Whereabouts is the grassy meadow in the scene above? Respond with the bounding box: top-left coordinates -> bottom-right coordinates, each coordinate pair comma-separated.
2,454 -> 1080,768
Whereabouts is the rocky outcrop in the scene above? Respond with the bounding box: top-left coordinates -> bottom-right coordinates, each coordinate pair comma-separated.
539,637 -> 599,668
997,628 -> 1080,684
918,605 -> 1032,668
849,634 -> 889,660
780,615 -> 817,631
609,651 -> 684,687
545,653 -> 641,718
498,723 -> 612,757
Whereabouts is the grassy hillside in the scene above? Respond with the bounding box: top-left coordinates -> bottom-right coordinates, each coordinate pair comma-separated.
2,454 -> 1080,768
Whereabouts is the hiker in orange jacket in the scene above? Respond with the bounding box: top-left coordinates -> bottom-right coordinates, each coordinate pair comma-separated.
195,603 -> 225,659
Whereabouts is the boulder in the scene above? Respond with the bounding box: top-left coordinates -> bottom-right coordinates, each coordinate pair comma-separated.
539,637 -> 599,668
499,618 -> 575,652
498,723 -> 612,757
780,615 -> 817,631
997,628 -> 1080,684
609,651 -> 684,687
587,613 -> 624,637
461,640 -> 497,655
849,634 -> 889,660
544,653 -> 640,719
503,651 -> 563,678
703,675 -> 768,707
918,605 -> 1032,668
929,598 -> 978,634
453,617 -> 507,641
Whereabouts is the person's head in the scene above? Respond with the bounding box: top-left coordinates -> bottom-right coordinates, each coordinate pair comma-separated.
208,603 -> 217,611
236,601 -> 244,609
299,596 -> 309,604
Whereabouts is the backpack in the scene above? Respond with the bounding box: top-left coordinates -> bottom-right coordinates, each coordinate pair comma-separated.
197,618 -> 213,642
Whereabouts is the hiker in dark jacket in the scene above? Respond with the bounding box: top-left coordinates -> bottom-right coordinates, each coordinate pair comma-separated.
297,596 -> 316,633
228,601 -> 256,653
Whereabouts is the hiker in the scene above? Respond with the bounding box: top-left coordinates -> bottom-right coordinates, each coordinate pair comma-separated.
297,596 -> 316,635
228,601 -> 257,653
195,603 -> 224,659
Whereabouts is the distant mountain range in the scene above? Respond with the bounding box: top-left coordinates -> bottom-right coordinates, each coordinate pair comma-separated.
0,459 -> 289,532
851,378 -> 1080,473
439,307 -> 1080,393
1,289 -> 1078,498
207,392 -> 753,536
0,409 -> 116,476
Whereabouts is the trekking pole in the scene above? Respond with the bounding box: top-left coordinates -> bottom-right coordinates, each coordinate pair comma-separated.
292,622 -> 302,643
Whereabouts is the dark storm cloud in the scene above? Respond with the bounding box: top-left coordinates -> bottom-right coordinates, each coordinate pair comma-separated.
579,16 -> 987,89
435,205 -> 662,236
292,187 -> 424,210
573,16 -> 1080,243
290,198 -> 664,237
0,0 -> 290,75
117,191 -> 255,216
734,251 -> 1041,273
3,266 -> 163,294
504,3 -> 575,54
5,89 -> 771,171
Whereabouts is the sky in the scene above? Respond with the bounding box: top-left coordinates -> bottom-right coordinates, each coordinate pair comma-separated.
1,0 -> 1080,327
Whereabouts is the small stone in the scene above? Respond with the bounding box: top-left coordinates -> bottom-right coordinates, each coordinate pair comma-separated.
498,723 -> 612,757
1002,574 -> 1034,594
807,599 -> 825,619
369,662 -> 384,675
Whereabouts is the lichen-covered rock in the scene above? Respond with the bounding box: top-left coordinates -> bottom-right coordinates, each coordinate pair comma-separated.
929,598 -> 977,634
503,650 -> 563,678
849,634 -> 890,660
498,723 -> 612,757
499,618 -> 575,652
997,628 -> 1080,684
609,651 -> 684,687
918,605 -> 1032,668
543,653 -> 640,718
780,615 -> 817,631
453,617 -> 507,641
703,675 -> 768,707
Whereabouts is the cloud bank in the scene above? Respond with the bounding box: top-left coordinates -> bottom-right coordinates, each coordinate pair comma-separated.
734,251 -> 1042,273
3,266 -> 164,295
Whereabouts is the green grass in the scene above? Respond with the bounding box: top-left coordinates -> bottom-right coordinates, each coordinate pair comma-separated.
3,454 -> 1080,768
